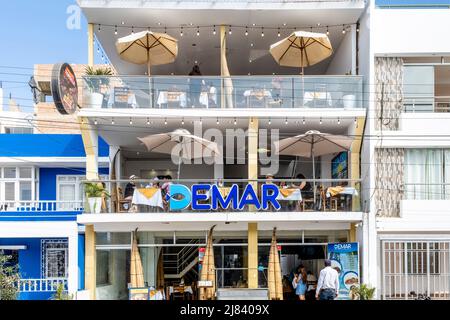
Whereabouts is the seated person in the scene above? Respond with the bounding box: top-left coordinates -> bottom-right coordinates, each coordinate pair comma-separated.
124,175 -> 137,200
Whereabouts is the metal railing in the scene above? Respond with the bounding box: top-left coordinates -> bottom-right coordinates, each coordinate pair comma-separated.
17,278 -> 68,292
81,178 -> 362,213
164,239 -> 201,276
216,267 -> 268,289
81,75 -> 363,110
402,183 -> 450,200
0,200 -> 84,212
403,96 -> 450,113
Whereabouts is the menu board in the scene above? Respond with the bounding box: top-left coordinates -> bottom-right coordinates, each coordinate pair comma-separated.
327,242 -> 359,300
331,152 -> 348,180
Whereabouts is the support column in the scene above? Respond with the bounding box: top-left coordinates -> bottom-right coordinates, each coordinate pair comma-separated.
67,229 -> 79,295
84,224 -> 96,299
248,117 -> 258,289
88,23 -> 94,67
350,116 -> 365,212
349,223 -> 357,242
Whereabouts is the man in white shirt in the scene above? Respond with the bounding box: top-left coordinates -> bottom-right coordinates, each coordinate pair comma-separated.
315,259 -> 340,300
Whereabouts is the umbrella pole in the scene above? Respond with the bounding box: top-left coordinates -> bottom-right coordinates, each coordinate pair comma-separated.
177,156 -> 181,180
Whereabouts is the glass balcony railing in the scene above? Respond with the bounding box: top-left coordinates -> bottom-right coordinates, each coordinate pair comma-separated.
403,96 -> 450,113
81,75 -> 363,110
403,183 -> 450,200
81,178 -> 362,214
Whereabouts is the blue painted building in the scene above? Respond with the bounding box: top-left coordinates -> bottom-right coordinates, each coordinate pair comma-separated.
0,133 -> 109,300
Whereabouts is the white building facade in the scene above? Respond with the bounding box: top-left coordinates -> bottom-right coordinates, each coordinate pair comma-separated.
68,0 -> 450,300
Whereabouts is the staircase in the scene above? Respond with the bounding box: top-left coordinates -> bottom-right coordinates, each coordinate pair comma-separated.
216,288 -> 269,300
163,239 -> 200,282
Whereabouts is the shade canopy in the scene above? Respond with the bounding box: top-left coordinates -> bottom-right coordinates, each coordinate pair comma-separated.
138,129 -> 221,179
130,230 -> 145,288
274,130 -> 352,158
138,128 -> 220,160
199,225 -> 216,300
116,30 -> 178,75
268,228 -> 283,300
270,31 -> 333,74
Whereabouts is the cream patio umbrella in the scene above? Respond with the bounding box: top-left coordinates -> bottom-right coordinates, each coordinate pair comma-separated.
130,229 -> 145,288
199,225 -> 216,300
138,129 -> 221,179
274,130 -> 353,202
268,228 -> 283,300
269,31 -> 333,75
116,30 -> 178,76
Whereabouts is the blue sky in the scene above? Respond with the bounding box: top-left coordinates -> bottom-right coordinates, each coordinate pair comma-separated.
0,0 -> 102,111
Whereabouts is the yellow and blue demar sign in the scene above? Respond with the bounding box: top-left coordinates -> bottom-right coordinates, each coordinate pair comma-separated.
168,184 -> 281,211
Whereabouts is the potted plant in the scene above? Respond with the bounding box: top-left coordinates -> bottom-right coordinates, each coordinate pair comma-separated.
83,66 -> 113,109
350,284 -> 376,300
85,182 -> 109,214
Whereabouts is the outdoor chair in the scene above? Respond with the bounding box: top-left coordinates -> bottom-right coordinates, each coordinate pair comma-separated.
116,186 -> 132,213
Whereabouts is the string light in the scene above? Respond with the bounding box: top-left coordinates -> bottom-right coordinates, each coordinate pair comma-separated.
261,27 -> 264,37
164,26 -> 167,34
228,26 -> 232,35
319,117 -> 322,125
196,26 -> 200,36
285,118 -> 288,125
181,118 -> 184,125
199,117 -> 202,124
234,118 -> 237,125
131,26 -> 134,34
268,118 -> 271,125
94,119 -> 98,125
111,118 -> 115,125
98,24 -> 101,32
277,28 -> 281,37
164,118 -> 167,125
114,25 -> 117,35
180,27 -> 183,37
245,27 -> 248,36
213,25 -> 216,35
302,118 -> 306,125
337,117 -> 340,125
147,118 -> 150,125
342,25 -> 346,34
216,118 -> 219,125
129,118 -> 133,125
326,26 -> 330,35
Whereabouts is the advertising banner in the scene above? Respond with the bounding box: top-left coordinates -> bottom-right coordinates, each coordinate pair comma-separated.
327,242 -> 359,300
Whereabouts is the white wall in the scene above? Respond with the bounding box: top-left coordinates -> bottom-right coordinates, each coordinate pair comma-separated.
326,25 -> 356,75
372,9 -> 450,56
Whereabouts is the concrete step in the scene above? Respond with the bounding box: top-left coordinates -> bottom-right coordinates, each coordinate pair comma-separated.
216,288 -> 268,300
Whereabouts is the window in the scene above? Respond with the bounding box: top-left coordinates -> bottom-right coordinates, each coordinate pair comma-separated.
0,167 -> 35,202
57,175 -> 109,204
404,149 -> 450,200
41,239 -> 68,279
96,250 -> 111,286
4,127 -> 33,134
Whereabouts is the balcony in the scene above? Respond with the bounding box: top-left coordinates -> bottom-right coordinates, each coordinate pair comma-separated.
0,200 -> 83,221
81,75 -> 363,110
17,278 -> 68,300
81,178 -> 362,214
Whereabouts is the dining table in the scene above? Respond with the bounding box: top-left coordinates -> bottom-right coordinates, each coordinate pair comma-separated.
132,187 -> 164,209
276,188 -> 302,201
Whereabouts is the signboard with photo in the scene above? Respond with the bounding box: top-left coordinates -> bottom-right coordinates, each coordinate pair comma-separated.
51,63 -> 78,114
129,288 -> 149,300
327,242 -> 359,300
331,152 -> 348,180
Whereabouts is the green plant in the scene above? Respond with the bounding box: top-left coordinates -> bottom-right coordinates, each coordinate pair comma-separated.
350,283 -> 376,300
51,282 -> 73,300
0,254 -> 20,300
84,182 -> 110,198
84,66 -> 113,93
